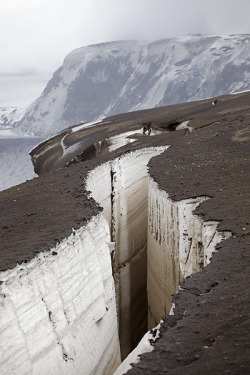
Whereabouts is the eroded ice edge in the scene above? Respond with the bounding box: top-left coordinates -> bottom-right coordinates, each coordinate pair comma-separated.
0,145 -> 232,375
114,178 -> 231,375
86,146 -> 170,361
0,216 -> 120,375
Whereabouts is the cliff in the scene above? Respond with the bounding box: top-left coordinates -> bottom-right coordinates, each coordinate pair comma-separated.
7,35 -> 250,136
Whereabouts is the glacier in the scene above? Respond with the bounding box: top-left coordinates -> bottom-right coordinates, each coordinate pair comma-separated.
0,145 -> 232,374
0,215 -> 120,375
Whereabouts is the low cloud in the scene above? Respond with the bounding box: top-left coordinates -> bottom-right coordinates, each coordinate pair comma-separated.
0,0 -> 249,74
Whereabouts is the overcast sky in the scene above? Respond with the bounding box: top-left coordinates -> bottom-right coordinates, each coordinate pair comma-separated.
0,0 -> 250,75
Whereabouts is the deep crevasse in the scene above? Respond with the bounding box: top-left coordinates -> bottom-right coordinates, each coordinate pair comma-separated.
0,216 -> 120,375
147,177 -> 231,328
86,146 -> 169,359
115,177 -> 231,374
0,146 -> 232,375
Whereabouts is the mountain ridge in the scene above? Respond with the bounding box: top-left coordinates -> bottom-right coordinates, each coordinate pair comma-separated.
6,34 -> 250,136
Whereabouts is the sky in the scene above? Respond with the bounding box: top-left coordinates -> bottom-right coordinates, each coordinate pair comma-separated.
0,0 -> 250,106
1,0 -> 250,75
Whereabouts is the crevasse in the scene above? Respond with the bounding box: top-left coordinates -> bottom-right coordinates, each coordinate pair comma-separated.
0,146 -> 231,375
86,146 -> 169,360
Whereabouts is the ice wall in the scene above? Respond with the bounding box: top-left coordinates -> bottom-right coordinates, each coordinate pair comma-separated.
0,216 -> 120,375
1,145 -> 232,375
115,177 -> 232,374
86,147 -> 168,359
147,177 -> 231,328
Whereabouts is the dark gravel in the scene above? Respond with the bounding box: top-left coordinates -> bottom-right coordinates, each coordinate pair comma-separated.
0,92 -> 249,374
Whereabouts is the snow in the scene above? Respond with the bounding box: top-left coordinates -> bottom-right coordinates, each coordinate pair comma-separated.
232,88 -> 250,94
92,68 -> 109,83
0,140 -> 234,373
0,215 -> 120,375
114,323 -> 161,375
0,128 -> 20,137
86,146 -> 169,358
0,105 -> 28,128
176,120 -> 191,131
147,177 -> 231,328
169,303 -> 175,315
108,129 -> 143,152
11,35 -> 250,137
177,198 -> 231,276
115,174 -> 231,372
70,118 -> 106,132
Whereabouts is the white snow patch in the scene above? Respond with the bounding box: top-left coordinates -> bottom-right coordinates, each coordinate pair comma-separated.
232,88 -> 250,94
86,146 -> 169,359
108,129 -> 143,152
92,69 -> 109,83
176,120 -> 192,132
169,303 -> 175,316
114,322 -> 161,375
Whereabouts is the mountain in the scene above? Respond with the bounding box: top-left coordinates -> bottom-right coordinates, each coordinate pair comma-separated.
10,35 -> 250,136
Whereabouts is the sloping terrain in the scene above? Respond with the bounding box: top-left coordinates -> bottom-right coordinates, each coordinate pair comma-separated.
0,92 -> 249,374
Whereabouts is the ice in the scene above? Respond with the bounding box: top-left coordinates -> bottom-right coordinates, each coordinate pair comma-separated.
147,177 -> 231,328
0,215 -> 120,375
0,142 -> 233,373
176,120 -> 191,131
114,324 -> 161,375
86,146 -> 169,359
70,118 -> 105,133
108,129 -> 143,152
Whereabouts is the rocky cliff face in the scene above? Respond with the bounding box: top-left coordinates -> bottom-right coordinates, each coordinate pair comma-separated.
13,35 -> 250,136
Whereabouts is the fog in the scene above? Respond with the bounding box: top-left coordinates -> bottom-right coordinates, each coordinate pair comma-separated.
0,0 -> 250,74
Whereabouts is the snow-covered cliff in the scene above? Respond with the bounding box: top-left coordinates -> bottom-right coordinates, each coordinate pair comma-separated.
12,34 -> 250,136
